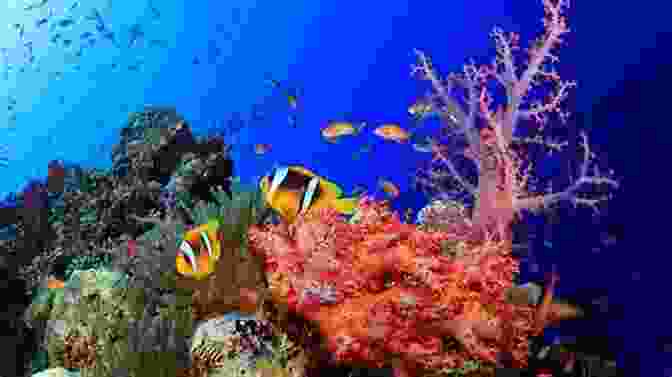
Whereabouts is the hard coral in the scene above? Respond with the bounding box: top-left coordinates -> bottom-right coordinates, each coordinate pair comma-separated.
248,197 -> 540,376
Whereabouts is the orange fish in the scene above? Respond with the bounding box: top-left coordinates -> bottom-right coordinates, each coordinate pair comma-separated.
373,123 -> 410,143
535,268 -> 559,333
47,277 -> 65,289
254,143 -> 271,155
379,179 -> 399,199
321,121 -> 366,142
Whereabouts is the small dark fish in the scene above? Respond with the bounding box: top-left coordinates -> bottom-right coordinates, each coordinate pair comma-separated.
14,24 -> 25,39
56,17 -> 75,28
62,39 -> 73,47
24,0 -> 48,11
411,136 -> 434,153
110,62 -> 118,70
127,24 -> 144,48
24,41 -> 33,55
85,9 -> 102,22
35,16 -> 49,28
49,33 -> 62,44
8,97 -> 16,105
102,31 -> 117,46
127,62 -> 142,71
288,113 -> 297,128
85,38 -> 96,48
68,1 -> 79,11
149,39 -> 167,48
74,48 -> 83,57
148,0 -> 160,19
80,31 -> 93,39
192,57 -> 200,65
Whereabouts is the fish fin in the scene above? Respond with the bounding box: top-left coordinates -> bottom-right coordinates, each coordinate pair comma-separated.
272,190 -> 301,224
259,176 -> 270,194
289,166 -> 312,177
318,178 -> 344,198
331,197 -> 358,215
355,122 -> 367,134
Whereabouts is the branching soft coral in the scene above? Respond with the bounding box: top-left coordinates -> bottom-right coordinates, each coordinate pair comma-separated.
248,198 -> 552,377
411,0 -> 618,244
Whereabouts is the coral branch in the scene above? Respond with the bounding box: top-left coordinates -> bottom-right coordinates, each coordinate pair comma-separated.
514,132 -> 619,213
429,140 -> 477,195
514,0 -> 571,104
411,50 -> 481,150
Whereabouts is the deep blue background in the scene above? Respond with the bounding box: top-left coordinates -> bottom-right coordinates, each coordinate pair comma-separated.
0,0 -> 666,375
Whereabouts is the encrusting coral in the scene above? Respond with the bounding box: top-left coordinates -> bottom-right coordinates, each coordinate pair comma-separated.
248,197 -> 565,377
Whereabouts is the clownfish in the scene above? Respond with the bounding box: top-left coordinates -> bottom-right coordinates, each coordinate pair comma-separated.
259,165 -> 358,224
176,219 -> 221,280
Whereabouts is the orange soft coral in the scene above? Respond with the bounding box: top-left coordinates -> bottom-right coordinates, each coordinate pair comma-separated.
248,197 -> 540,376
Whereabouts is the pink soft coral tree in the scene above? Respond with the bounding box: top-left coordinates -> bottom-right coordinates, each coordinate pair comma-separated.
412,0 -> 618,245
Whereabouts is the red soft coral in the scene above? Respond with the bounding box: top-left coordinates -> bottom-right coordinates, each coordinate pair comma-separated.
248,198 -> 542,376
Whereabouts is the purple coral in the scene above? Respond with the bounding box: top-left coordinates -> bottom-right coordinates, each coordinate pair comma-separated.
159,188 -> 177,210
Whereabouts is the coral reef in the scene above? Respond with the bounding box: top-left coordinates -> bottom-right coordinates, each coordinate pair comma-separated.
248,197 -> 562,376
111,105 -> 186,178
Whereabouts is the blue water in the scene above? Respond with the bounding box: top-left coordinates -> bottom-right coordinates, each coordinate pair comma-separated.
0,0 -> 665,375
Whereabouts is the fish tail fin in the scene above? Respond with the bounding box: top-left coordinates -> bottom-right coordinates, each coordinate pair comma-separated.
331,197 -> 359,215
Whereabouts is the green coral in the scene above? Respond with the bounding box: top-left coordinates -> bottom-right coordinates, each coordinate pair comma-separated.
48,205 -> 66,226
143,127 -> 169,146
142,181 -> 267,256
428,360 -> 485,377
63,254 -> 113,281
77,168 -> 109,194
200,182 -> 267,253
44,268 -> 146,376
